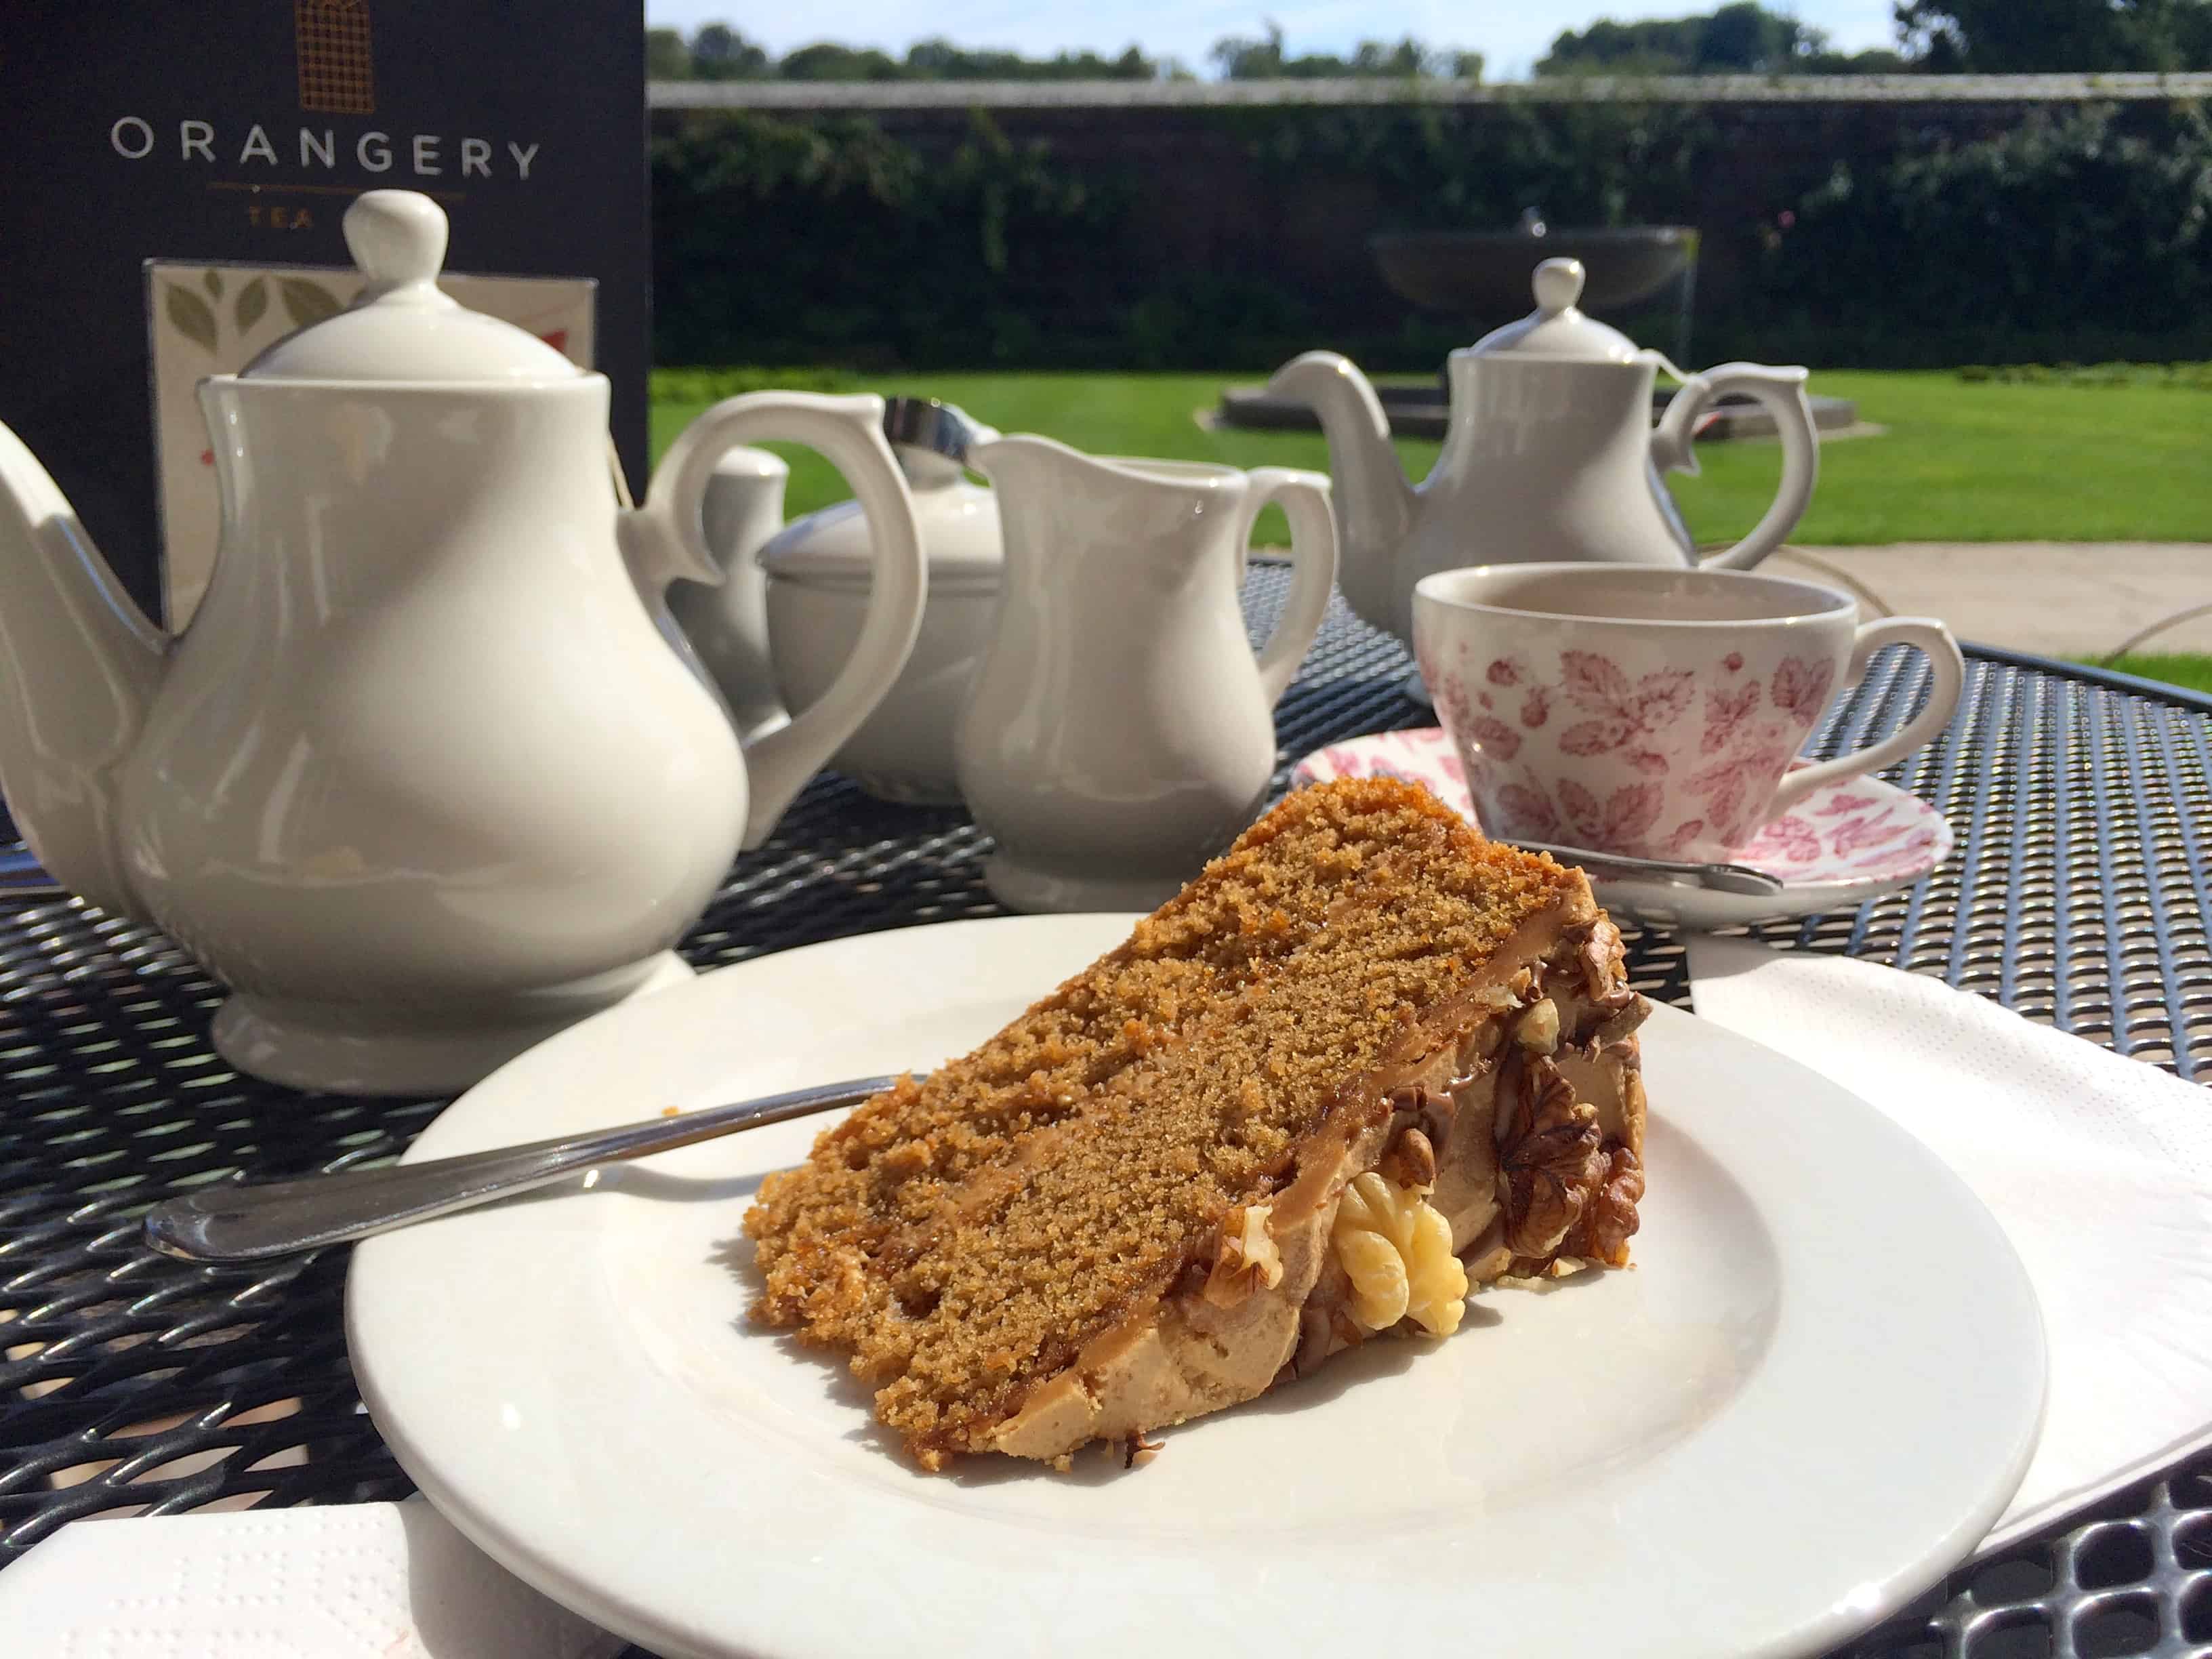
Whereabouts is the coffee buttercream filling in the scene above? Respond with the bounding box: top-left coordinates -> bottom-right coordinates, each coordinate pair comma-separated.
993,914 -> 1645,1463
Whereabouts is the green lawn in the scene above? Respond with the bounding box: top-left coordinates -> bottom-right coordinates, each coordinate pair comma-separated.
2097,653 -> 2212,695
649,368 -> 2212,548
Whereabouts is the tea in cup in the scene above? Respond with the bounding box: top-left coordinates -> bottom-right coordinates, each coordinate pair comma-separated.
1412,563 -> 1963,862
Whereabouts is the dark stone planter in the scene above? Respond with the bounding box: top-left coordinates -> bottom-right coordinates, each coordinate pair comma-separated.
1370,227 -> 1700,317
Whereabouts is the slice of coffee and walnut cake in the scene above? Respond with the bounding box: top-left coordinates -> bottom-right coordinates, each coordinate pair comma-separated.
743,777 -> 1648,1470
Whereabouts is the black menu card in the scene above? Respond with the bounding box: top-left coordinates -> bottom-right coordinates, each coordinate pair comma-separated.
0,1 -> 649,624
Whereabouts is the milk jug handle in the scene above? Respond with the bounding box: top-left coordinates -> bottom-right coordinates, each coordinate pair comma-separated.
635,392 -> 926,849
1652,364 -> 1820,574
1239,469 -> 1338,708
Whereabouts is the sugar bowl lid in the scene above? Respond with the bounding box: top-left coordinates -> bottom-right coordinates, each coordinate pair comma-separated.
240,190 -> 582,383
1464,258 -> 1643,363
760,398 -> 1002,593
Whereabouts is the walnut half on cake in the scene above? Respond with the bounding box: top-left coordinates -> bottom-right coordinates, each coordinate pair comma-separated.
741,777 -> 1647,1469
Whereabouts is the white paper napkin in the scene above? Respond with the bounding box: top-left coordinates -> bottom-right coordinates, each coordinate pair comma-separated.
1687,935 -> 2212,1549
0,1499 -> 622,1659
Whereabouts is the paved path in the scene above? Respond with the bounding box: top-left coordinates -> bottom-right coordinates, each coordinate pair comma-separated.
1769,543 -> 2212,658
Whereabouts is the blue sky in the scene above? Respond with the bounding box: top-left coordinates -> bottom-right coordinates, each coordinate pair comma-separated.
643,3 -> 1904,79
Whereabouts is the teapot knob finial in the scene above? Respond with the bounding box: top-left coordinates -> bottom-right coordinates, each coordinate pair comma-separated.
1532,257 -> 1585,316
345,190 -> 449,293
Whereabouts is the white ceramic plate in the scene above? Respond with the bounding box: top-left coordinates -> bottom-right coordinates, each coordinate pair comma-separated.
348,916 -> 2043,1659
1294,726 -> 1952,930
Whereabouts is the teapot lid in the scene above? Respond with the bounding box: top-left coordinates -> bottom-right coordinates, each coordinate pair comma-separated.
760,398 -> 1002,593
240,191 -> 583,383
1465,258 -> 1643,363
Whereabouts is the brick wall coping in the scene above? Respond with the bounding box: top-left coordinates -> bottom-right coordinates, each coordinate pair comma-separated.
649,70 -> 2212,112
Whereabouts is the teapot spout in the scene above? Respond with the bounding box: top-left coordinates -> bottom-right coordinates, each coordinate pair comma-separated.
1264,352 -> 1418,639
0,421 -> 167,920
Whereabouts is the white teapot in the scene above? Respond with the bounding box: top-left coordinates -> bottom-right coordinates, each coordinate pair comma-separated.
0,190 -> 926,1094
1267,256 -> 1820,647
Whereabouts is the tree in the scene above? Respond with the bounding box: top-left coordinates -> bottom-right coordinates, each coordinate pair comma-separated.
1700,0 -> 1809,67
690,24 -> 769,80
1209,22 -> 1475,79
1538,3 -> 1846,75
646,27 -> 692,79
778,42 -> 904,80
652,20 -> 1473,84
1210,24 -> 1285,78
904,38 -> 1160,79
1893,0 -> 2212,71
1802,46 -> 1913,70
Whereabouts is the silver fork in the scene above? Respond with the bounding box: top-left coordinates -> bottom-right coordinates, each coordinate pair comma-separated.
143,1073 -> 904,1264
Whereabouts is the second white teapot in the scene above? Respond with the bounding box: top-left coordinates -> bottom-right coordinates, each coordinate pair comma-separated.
1268,256 -> 1820,647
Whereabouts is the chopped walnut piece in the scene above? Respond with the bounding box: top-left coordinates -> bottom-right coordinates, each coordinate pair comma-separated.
1497,1054 -> 1606,1259
1565,1144 -> 1645,1267
1515,998 -> 1561,1052
1378,1126 -> 1437,1189
1200,1202 -> 1284,1308
1387,1080 -> 1461,1152
1122,1430 -> 1164,1469
1580,918 -> 1639,1012
1589,1002 -> 1650,1048
1383,1082 -> 1434,1115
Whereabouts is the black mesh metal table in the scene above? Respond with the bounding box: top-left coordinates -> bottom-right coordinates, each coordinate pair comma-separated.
3,570 -> 2209,1659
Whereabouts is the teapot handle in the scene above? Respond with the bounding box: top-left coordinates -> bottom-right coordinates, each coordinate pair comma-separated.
1650,364 -> 1820,573
634,392 -> 925,849
1239,468 -> 1338,708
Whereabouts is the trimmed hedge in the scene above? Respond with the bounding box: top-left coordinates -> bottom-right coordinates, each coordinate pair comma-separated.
1743,104 -> 2212,365
652,112 -> 1137,369
651,99 -> 2212,370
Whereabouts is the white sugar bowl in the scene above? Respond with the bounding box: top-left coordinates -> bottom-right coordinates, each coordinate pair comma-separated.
761,399 -> 1002,805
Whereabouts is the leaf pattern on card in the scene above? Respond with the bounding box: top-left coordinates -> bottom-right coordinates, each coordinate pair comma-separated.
280,277 -> 343,329
164,283 -> 219,354
235,276 -> 269,333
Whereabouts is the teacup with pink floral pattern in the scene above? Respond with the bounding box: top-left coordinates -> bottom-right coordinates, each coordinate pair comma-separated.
1412,563 -> 1963,863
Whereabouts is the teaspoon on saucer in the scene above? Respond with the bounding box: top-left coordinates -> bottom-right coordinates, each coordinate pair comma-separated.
1507,840 -> 1786,896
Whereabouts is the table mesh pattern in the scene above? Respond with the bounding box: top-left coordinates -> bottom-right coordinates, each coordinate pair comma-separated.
1,567 -> 2208,1659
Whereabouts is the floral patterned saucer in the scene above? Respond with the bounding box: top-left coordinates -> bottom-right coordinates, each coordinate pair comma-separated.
1291,727 -> 1952,930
